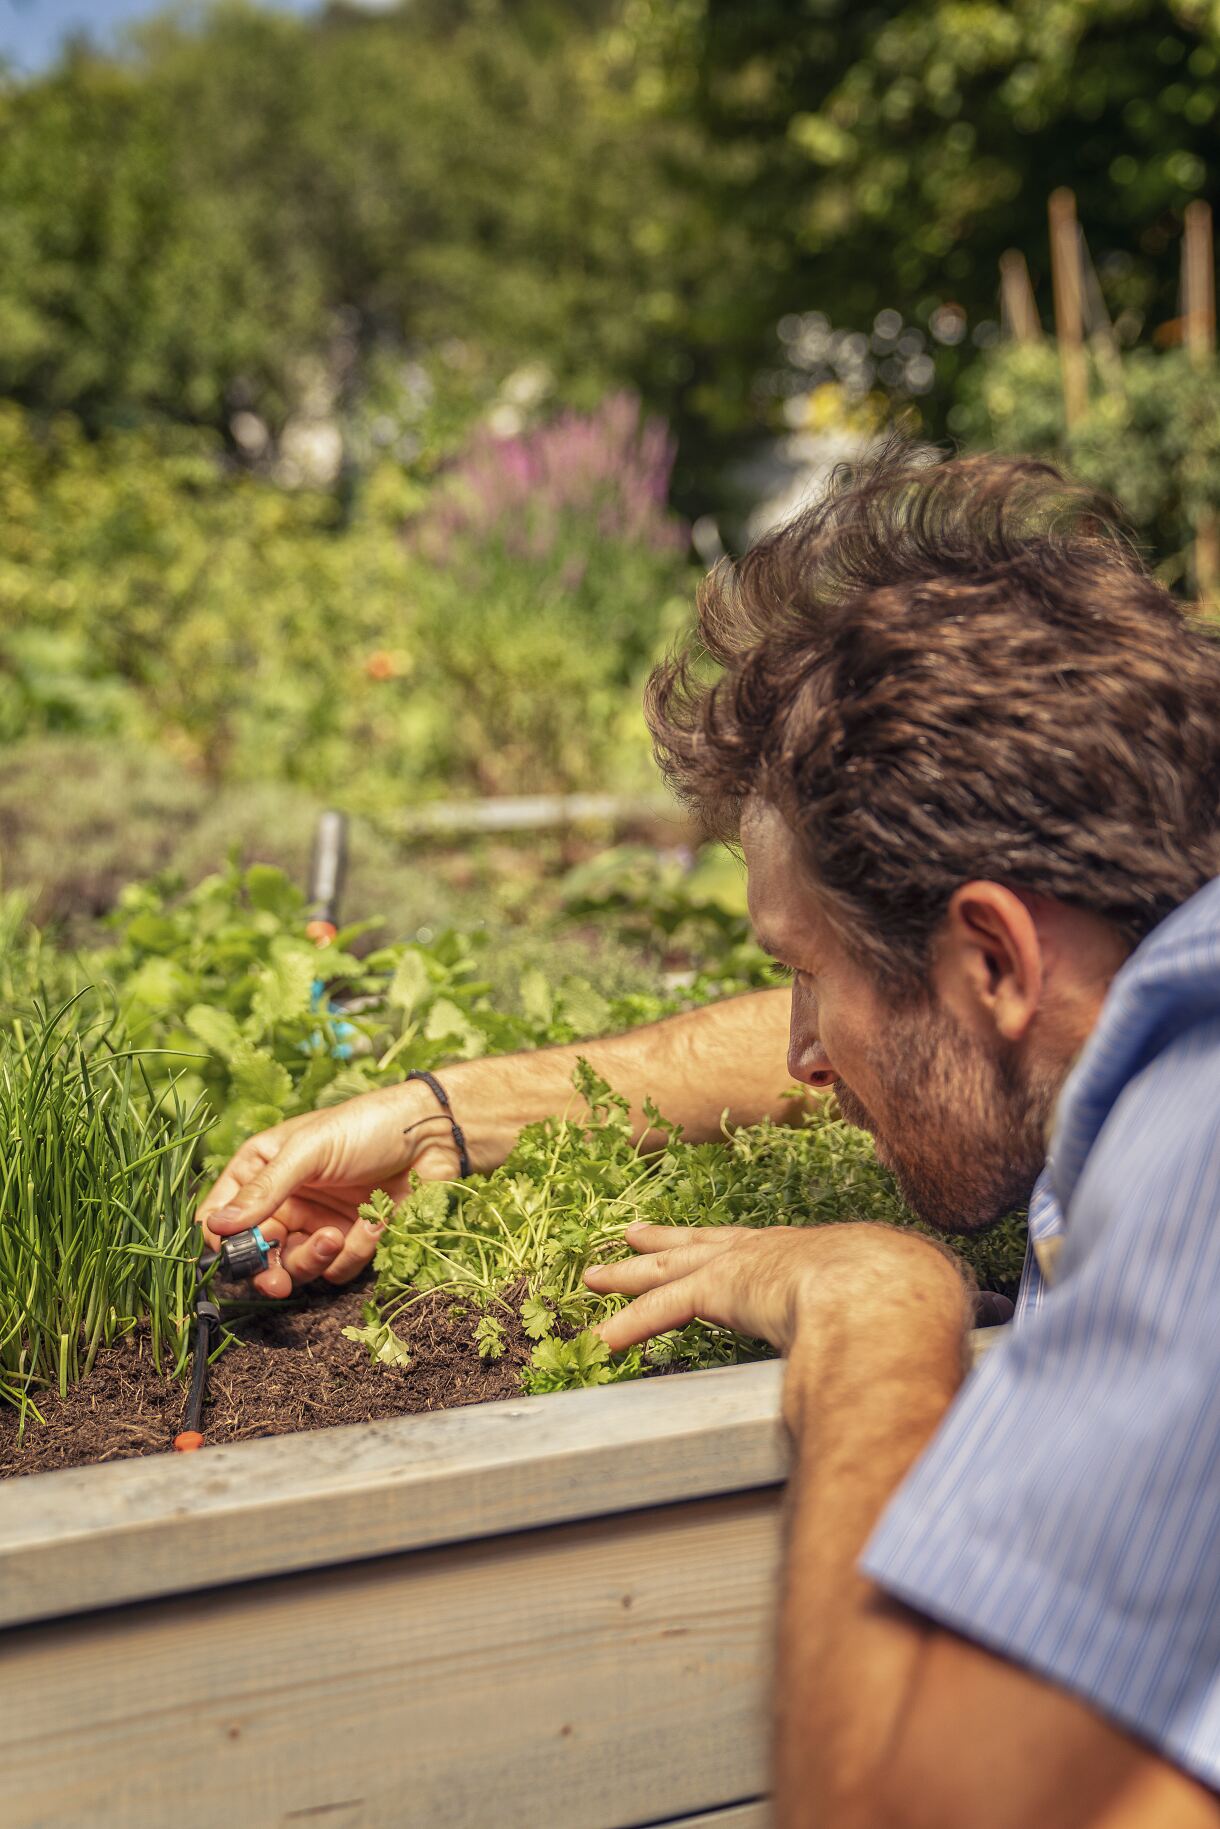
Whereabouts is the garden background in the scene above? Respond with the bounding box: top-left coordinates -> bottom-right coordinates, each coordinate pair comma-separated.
6,0 -> 1220,926
2,0 -> 1219,1435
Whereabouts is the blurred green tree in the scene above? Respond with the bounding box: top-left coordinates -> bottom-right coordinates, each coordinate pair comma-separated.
624,0 -> 1220,431
3,0 -> 1220,485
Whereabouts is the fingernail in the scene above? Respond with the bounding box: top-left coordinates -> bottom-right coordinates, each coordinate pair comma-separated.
315,1236 -> 341,1263
584,1265 -> 604,1283
361,1218 -> 387,1236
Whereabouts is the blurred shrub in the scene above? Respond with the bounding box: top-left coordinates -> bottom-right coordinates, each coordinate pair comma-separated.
956,343 -> 1220,584
0,735 -> 484,943
0,397 -> 692,807
0,738 -> 206,928
0,629 -> 140,743
561,842 -> 775,990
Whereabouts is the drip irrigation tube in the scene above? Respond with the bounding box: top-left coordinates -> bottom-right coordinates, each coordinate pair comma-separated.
173,1260 -> 219,1452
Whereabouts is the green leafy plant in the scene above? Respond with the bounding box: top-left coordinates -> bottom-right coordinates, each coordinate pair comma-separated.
367,1063 -> 1028,1396
341,1305 -> 412,1369
74,860 -> 703,1170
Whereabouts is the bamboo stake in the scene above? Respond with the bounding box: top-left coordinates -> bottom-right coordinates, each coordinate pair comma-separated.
999,249 -> 1043,344
1183,200 -> 1219,602
1183,199 -> 1215,365
1048,188 -> 1088,429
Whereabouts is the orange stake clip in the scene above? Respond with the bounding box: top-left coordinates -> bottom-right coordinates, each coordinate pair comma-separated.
173,1430 -> 205,1453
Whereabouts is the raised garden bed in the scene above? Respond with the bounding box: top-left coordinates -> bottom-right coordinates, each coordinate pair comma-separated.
0,1358 -> 787,1829
0,1325 -> 994,1827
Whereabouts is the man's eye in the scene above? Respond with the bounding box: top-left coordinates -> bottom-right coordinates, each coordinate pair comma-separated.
767,961 -> 796,983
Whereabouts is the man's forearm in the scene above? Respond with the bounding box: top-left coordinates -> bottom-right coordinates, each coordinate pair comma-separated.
442,988 -> 795,1170
776,1249 -> 969,1826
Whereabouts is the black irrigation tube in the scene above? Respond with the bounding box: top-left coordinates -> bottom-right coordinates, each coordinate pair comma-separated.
173,1257 -> 219,1450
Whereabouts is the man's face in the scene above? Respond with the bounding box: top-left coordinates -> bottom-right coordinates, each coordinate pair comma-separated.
741,802 -> 1056,1232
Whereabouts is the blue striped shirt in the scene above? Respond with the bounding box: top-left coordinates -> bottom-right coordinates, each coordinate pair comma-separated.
861,875 -> 1220,1791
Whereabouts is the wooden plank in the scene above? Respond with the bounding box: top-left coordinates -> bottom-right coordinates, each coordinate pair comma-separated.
999,248 -> 1042,344
1048,188 -> 1088,428
0,1359 -> 789,1628
0,1491 -> 781,1829
1183,199 -> 1215,365
1183,200 -> 1220,602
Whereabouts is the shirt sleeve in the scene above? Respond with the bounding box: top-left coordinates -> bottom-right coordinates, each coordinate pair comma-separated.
860,1019 -> 1220,1792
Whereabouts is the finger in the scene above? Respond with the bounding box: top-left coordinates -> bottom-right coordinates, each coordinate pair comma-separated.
252,1260 -> 294,1299
195,1133 -> 279,1227
197,1169 -> 249,1246
596,1276 -> 706,1351
584,1238 -> 735,1297
272,1196 -> 356,1236
204,1134 -> 321,1236
622,1221 -> 747,1254
278,1225 -> 346,1286
242,1219 -> 291,1297
319,1214 -> 385,1287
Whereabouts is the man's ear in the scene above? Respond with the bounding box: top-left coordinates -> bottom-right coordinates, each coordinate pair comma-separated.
938,882 -> 1043,1042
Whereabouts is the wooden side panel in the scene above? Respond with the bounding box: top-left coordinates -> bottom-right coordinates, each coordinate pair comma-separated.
0,1492 -> 782,1829
0,1360 -> 789,1629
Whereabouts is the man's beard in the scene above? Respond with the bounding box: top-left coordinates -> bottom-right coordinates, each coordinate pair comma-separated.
832,1001 -> 1058,1233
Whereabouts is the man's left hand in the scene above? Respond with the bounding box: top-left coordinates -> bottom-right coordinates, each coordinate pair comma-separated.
584,1219 -> 964,1355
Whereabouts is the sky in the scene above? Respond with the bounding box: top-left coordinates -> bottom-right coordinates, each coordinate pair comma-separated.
0,0 -> 383,73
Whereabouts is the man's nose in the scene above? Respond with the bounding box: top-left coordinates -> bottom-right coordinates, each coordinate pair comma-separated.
787,1039 -> 838,1091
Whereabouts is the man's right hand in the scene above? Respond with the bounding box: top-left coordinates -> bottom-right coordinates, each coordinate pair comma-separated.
195,1080 -> 465,1298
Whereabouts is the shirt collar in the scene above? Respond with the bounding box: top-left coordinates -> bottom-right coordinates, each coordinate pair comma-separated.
1047,875 -> 1220,1217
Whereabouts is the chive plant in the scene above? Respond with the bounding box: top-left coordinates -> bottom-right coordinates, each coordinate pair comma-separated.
0,997 -> 207,1428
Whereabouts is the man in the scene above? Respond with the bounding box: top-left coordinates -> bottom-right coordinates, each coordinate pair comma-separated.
201,447 -> 1220,1826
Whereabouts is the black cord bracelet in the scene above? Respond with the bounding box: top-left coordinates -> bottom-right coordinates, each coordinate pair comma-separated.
405,1069 -> 471,1178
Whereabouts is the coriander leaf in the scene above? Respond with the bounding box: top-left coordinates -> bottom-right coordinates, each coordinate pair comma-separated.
342,1318 -> 412,1369
520,1294 -> 555,1340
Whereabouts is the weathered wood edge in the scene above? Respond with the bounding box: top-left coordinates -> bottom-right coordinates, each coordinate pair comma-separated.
0,1358 -> 790,1629
638,1801 -> 768,1829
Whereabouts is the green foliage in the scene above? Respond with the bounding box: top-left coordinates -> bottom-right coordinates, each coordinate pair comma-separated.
0,399 -> 689,806
341,1304 -> 412,1370
4,0 -> 1220,478
0,1 -> 760,476
0,733 -> 499,947
628,0 -> 1220,441
474,1313 -> 507,1362
561,842 -> 776,988
957,342 -> 1220,582
0,629 -> 139,744
59,860 -> 707,1169
0,998 -> 207,1420
369,1064 -> 1028,1396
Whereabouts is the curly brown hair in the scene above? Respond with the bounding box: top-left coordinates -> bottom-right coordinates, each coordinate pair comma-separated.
645,443 -> 1220,986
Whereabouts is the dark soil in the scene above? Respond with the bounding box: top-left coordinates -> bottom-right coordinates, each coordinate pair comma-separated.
0,1280 -> 536,1480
